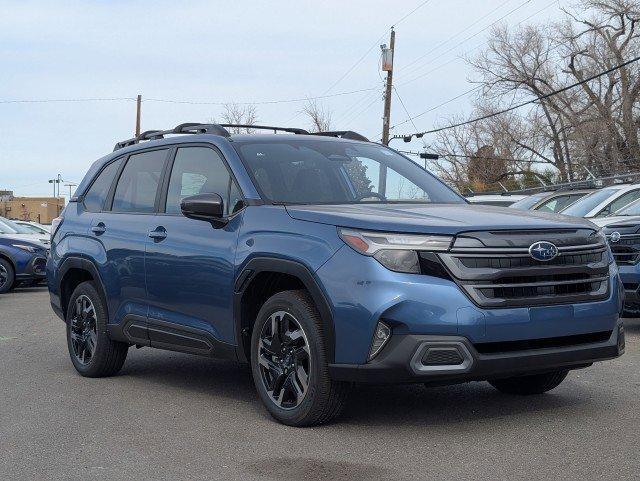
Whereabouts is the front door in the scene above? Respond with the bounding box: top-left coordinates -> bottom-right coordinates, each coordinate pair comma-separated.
145,145 -> 244,350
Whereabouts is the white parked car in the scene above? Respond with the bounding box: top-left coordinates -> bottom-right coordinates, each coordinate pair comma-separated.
465,194 -> 527,207
12,220 -> 50,235
560,183 -> 640,218
590,197 -> 640,227
0,217 -> 50,246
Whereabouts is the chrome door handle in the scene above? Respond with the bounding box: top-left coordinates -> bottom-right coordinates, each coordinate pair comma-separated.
148,228 -> 167,241
91,223 -> 106,235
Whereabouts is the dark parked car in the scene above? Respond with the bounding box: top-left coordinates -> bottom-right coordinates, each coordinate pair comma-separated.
47,123 -> 625,426
0,236 -> 48,293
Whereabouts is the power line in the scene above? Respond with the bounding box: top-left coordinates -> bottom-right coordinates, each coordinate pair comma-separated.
392,53 -> 640,142
392,85 -> 425,146
397,0 -> 559,87
317,0 -> 434,99
387,0 -> 560,133
395,0 -> 535,84
397,0 -> 513,77
0,97 -> 136,104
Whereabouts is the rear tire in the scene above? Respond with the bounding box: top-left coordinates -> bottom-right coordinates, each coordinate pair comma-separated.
489,370 -> 569,395
250,290 -> 350,427
66,281 -> 129,377
0,258 -> 15,294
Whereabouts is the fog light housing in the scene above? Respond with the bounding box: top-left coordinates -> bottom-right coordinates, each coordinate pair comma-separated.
368,321 -> 391,361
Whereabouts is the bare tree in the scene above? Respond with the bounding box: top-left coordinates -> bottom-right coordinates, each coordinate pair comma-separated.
302,100 -> 332,132
435,0 -> 640,190
219,103 -> 259,133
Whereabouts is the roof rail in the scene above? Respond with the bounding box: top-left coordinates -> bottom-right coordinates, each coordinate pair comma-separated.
112,123 -> 371,151
219,124 -> 309,135
311,131 -> 370,142
113,123 -> 231,151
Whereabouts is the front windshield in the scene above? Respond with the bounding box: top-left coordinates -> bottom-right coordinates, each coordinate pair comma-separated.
560,188 -> 620,217
614,198 -> 640,216
18,223 -> 46,234
509,193 -> 548,210
0,218 -> 19,234
0,217 -> 34,234
234,140 -> 464,205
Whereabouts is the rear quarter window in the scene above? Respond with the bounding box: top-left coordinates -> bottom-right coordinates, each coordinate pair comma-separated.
83,158 -> 123,212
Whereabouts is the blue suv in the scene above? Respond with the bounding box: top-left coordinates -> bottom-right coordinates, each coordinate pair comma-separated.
0,236 -> 48,293
47,123 -> 625,426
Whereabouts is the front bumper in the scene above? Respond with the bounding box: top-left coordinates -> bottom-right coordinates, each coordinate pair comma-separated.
329,322 -> 625,384
15,255 -> 47,281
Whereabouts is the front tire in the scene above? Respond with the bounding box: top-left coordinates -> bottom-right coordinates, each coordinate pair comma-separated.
0,258 -> 15,294
489,370 -> 569,395
250,290 -> 349,426
66,281 -> 129,377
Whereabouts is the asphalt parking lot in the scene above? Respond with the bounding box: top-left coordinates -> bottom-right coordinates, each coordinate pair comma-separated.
1,287 -> 638,481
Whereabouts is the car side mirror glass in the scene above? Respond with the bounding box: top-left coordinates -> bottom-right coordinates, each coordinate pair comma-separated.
180,193 -> 227,226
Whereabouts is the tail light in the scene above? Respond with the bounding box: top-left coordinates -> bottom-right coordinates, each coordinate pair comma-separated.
50,216 -> 64,240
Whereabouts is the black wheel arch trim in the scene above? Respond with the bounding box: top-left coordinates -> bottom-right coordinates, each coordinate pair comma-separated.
0,248 -> 18,270
233,256 -> 336,364
57,256 -> 109,322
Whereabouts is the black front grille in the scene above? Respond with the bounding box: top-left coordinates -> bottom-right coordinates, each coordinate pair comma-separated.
610,240 -> 640,265
437,229 -> 610,308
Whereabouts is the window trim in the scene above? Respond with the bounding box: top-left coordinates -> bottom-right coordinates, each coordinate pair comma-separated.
79,156 -> 126,213
104,146 -> 172,215
157,143 -> 247,218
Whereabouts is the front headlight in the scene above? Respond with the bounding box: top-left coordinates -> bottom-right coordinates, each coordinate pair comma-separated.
338,228 -> 453,273
12,244 -> 37,253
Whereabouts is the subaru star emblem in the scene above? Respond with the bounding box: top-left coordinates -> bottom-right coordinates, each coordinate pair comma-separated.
529,241 -> 559,262
610,231 -> 621,243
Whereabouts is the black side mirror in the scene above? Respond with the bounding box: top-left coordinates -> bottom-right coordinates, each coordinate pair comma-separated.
180,193 -> 227,226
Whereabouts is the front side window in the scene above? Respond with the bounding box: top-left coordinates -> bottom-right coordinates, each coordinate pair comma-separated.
84,158 -> 123,212
598,189 -> 640,217
165,147 -> 241,215
234,140 -> 463,205
112,150 -> 167,213
561,188 -> 621,217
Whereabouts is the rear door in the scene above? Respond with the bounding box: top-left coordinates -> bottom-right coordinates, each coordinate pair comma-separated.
89,148 -> 169,327
144,144 -> 244,352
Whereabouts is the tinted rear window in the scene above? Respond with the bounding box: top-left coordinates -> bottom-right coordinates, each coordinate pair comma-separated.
83,159 -> 123,212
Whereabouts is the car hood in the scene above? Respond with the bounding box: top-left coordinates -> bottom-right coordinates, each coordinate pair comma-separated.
285,203 -> 597,235
591,215 -> 640,228
0,233 -> 49,246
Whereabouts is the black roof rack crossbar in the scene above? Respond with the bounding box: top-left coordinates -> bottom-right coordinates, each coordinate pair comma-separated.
311,131 -> 370,142
113,123 -> 231,151
219,124 -> 309,135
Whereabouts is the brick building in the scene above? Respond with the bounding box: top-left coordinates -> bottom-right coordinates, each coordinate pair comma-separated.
1,191 -> 65,224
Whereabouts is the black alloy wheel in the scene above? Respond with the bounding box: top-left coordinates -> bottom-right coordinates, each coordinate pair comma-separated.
257,310 -> 311,410
69,294 -> 98,365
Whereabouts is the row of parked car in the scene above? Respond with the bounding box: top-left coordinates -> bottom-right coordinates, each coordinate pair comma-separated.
469,183 -> 640,315
0,217 -> 50,293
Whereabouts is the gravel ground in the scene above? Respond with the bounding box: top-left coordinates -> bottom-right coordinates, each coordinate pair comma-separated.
1,287 -> 638,481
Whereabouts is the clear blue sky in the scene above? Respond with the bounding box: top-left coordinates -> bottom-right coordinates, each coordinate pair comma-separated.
0,0 -> 564,199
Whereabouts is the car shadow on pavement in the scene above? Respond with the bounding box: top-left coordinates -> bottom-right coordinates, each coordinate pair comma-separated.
341,380 -> 586,427
120,351 -> 256,401
118,350 -> 588,428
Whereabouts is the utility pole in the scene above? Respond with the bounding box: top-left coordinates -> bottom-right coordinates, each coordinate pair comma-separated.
135,94 -> 142,137
64,183 -> 78,199
381,28 -> 395,146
